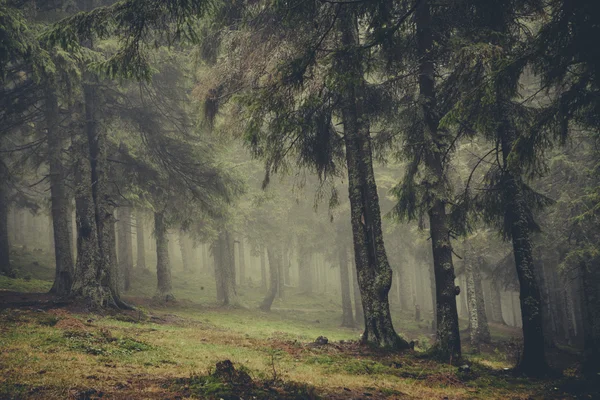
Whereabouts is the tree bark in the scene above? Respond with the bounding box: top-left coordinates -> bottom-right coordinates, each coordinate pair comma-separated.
278,245 -> 285,299
213,237 -> 225,302
339,245 -> 355,327
0,162 -> 12,277
71,131 -> 104,306
78,78 -> 127,309
351,254 -> 364,327
179,231 -> 190,271
337,7 -> 409,349
465,254 -> 491,351
260,246 -> 280,311
135,209 -> 147,271
497,100 -> 548,375
213,229 -> 239,305
416,0 -> 461,360
222,230 -> 239,305
117,206 -> 133,291
489,280 -> 505,324
238,235 -> 246,285
154,211 -> 174,301
260,244 -> 267,291
45,85 -> 74,295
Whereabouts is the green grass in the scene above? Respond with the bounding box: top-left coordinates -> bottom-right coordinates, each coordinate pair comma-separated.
0,248 -> 596,399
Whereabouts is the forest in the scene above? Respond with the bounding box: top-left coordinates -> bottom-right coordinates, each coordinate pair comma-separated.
0,0 -> 598,399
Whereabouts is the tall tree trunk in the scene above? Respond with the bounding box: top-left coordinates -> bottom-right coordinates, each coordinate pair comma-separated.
416,0 -> 461,360
465,254 -> 491,351
498,101 -> 548,375
81,78 -> 126,308
278,245 -> 285,299
71,132 -> 104,305
337,8 -> 409,349
351,247 -> 364,328
489,280 -> 505,324
238,235 -> 246,285
0,161 -> 12,277
179,231 -> 190,271
260,246 -> 280,311
260,244 -> 267,291
117,207 -> 133,291
339,245 -> 355,327
221,230 -> 239,306
46,84 -> 74,295
135,210 -> 147,271
154,211 -> 174,301
213,238 -> 225,302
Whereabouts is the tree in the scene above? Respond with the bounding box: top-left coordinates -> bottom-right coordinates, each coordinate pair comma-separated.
135,209 -> 147,271
199,0 -> 411,349
533,0 -> 600,376
260,246 -> 280,312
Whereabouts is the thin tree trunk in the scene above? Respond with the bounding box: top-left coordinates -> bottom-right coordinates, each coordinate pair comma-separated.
221,230 -> 239,306
46,84 -> 74,295
416,0 -> 461,360
488,280 -> 504,324
135,210 -> 147,271
117,206 -> 133,291
465,253 -> 491,351
0,162 -> 12,277
351,253 -> 364,327
278,252 -> 285,298
260,246 -> 280,311
498,102 -> 548,375
179,231 -> 190,271
260,244 -> 267,291
213,237 -> 225,302
338,8 -> 409,349
154,211 -> 174,301
238,235 -> 246,285
339,245 -> 355,327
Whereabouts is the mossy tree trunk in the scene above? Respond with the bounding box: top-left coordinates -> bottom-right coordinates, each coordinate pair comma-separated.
338,8 -> 409,349
71,130 -> 104,306
45,84 -> 74,295
260,246 -> 280,312
72,78 -> 127,309
465,254 -> 491,351
154,211 -> 174,301
339,245 -> 355,328
416,0 -> 461,360
351,255 -> 364,327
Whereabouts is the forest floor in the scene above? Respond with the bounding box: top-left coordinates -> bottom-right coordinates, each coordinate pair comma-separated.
0,248 -> 598,399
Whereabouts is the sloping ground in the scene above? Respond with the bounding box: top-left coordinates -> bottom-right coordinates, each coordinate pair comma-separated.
0,300 -> 595,400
